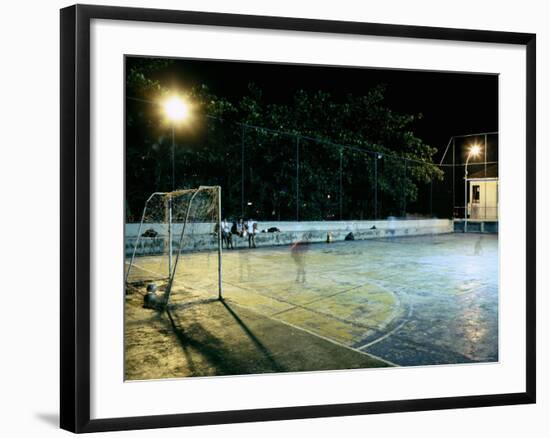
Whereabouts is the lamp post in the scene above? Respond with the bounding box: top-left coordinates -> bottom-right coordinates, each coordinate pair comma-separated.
464,144 -> 481,233
162,95 -> 190,275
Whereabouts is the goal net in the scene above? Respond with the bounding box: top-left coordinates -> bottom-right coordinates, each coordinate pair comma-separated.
125,186 -> 222,306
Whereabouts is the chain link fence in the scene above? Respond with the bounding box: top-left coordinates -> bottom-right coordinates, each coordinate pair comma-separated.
126,98 -> 497,223
435,133 -> 499,221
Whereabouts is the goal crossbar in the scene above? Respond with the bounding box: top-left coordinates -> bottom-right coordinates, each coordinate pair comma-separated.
125,186 -> 223,304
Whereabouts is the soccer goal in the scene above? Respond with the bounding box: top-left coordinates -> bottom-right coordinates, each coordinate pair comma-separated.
125,186 -> 222,306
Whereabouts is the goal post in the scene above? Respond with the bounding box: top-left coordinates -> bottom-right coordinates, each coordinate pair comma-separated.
125,186 -> 222,305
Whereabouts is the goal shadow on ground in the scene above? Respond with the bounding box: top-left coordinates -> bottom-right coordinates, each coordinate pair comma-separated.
165,299 -> 284,376
124,292 -> 389,380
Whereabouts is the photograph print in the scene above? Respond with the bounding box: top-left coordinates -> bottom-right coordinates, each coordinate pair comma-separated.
124,56 -> 499,381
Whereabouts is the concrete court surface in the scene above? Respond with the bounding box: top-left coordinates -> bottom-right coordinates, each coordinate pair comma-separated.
125,233 -> 498,379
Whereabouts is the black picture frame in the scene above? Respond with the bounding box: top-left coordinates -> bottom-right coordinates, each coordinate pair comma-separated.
60,4 -> 536,433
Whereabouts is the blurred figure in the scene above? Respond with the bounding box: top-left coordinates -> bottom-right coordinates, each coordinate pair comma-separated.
221,218 -> 233,249
474,235 -> 483,255
237,218 -> 246,237
248,220 -> 257,248
238,245 -> 251,282
291,240 -> 309,283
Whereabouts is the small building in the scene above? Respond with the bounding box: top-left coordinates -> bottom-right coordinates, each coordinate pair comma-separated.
467,164 -> 498,220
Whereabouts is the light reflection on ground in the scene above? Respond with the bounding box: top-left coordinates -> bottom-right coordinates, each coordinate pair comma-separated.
129,233 -> 498,367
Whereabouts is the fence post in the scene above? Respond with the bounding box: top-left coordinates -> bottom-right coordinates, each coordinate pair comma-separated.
430,178 -> 433,217
296,135 -> 300,221
452,137 -> 455,218
241,125 -> 245,218
484,133 -> 488,178
403,160 -> 407,217
374,153 -> 378,220
339,147 -> 343,220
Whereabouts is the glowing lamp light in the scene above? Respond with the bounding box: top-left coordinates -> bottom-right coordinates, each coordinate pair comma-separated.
163,96 -> 189,121
469,144 -> 481,157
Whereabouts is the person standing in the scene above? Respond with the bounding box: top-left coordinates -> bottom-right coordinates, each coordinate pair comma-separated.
248,220 -> 257,248
221,218 -> 233,249
237,218 -> 246,237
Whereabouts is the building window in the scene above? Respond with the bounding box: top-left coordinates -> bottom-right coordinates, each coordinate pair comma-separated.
472,185 -> 480,203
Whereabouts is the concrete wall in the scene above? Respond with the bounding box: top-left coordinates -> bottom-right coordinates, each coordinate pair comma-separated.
126,219 -> 453,237
126,219 -> 453,256
454,220 -> 499,233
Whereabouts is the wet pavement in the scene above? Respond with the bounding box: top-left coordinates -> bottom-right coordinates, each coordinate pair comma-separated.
129,233 -> 498,368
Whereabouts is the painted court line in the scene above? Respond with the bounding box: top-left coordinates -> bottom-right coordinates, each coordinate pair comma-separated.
226,299 -> 398,367
356,302 -> 414,351
269,282 -> 368,317
128,256 -> 409,360
221,279 -> 382,331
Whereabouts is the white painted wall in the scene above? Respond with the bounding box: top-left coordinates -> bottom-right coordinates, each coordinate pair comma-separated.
125,219 -> 453,237
468,179 -> 499,219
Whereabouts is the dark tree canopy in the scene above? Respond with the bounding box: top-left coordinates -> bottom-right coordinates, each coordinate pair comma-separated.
125,59 -> 442,222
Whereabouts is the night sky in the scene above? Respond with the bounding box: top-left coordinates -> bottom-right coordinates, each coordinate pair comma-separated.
139,57 -> 499,161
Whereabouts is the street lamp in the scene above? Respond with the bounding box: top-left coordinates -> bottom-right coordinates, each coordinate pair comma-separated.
162,95 -> 190,276
162,95 -> 190,190
464,143 -> 481,232
164,96 -> 189,123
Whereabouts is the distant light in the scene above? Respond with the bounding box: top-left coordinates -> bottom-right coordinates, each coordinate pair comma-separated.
327,194 -> 331,199
163,96 -> 189,121
247,202 -> 253,206
469,144 -> 481,157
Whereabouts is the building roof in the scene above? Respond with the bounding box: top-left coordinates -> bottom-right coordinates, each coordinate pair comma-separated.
468,164 -> 498,179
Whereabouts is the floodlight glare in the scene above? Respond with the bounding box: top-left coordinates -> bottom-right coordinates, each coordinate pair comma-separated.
163,96 -> 189,121
469,144 -> 481,157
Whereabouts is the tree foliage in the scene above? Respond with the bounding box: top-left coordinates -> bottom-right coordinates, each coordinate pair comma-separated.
125,62 -> 442,221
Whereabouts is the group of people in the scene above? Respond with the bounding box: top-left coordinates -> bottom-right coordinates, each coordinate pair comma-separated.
220,218 -> 258,249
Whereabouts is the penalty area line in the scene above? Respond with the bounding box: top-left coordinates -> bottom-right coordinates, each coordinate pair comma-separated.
356,301 -> 414,351
226,299 -> 398,368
